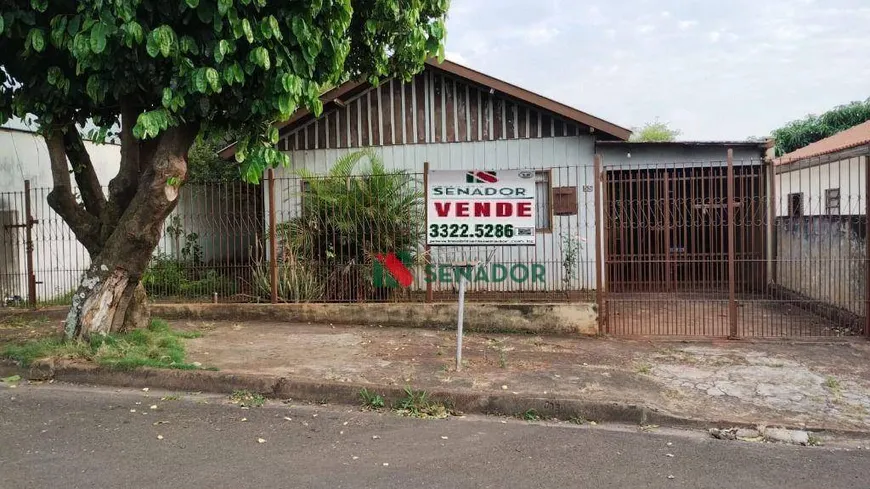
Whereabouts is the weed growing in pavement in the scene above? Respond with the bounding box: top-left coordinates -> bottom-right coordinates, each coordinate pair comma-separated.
636,363 -> 652,375
359,388 -> 385,409
807,434 -> 824,446
1,319 -> 202,370
394,387 -> 452,419
568,416 -> 587,425
521,409 -> 541,421
230,390 -> 266,407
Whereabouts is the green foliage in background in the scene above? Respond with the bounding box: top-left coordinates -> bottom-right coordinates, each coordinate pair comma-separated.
772,99 -> 870,155
629,118 -> 681,142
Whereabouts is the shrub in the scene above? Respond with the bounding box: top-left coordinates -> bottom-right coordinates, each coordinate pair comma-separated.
250,251 -> 324,303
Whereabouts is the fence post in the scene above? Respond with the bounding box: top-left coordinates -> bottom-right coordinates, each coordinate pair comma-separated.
424,161 -> 433,303
865,155 -> 870,338
267,168 -> 278,304
727,149 -> 738,338
593,155 -> 606,333
24,180 -> 37,308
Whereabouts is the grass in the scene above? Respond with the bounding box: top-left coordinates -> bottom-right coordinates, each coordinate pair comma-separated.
824,376 -> 841,391
394,387 -> 452,419
807,434 -> 824,447
359,388 -> 385,409
1,319 -> 203,370
230,390 -> 266,407
636,363 -> 652,375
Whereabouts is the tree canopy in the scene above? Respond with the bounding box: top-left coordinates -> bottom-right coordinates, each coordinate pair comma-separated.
0,0 -> 448,180
629,119 -> 681,142
772,99 -> 870,156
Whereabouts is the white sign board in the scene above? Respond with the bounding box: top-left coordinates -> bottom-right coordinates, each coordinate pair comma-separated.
426,170 -> 536,246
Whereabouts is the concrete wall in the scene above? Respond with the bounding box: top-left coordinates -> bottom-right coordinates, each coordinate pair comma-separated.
0,129 -> 120,302
274,136 -> 598,293
773,155 -> 867,320
775,216 -> 866,318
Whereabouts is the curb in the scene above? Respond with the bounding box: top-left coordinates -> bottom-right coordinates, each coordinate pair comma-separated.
2,360 -> 869,439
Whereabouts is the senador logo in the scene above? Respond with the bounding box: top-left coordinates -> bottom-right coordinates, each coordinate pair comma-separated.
466,171 -> 498,183
373,251 -> 546,288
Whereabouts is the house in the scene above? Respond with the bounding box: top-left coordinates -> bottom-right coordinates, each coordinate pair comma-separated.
0,126 -> 120,304
221,59 -> 771,301
774,121 -> 870,324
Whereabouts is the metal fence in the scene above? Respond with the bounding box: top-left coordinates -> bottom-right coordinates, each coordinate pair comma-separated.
2,150 -> 869,339
601,151 -> 868,338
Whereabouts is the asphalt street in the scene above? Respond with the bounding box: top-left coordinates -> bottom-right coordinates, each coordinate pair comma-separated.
1,382 -> 868,488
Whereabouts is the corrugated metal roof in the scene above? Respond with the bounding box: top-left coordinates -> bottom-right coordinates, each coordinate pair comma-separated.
776,120 -> 870,165
598,140 -> 771,148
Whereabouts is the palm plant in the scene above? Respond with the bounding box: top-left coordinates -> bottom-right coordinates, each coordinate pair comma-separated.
275,150 -> 423,301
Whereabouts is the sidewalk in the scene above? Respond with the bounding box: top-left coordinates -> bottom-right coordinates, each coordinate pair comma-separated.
3,311 -> 870,433
173,320 -> 870,432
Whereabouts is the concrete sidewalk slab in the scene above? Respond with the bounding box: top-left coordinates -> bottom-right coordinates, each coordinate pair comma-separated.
174,320 -> 870,432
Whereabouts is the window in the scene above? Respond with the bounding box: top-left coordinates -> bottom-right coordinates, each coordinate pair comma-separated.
788,192 -> 803,217
825,188 -> 840,215
535,170 -> 552,231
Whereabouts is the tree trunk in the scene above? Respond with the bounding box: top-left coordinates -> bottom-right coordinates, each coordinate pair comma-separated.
55,124 -> 197,340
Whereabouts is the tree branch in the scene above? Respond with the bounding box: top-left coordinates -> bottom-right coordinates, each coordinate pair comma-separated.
63,125 -> 106,218
44,131 -> 102,256
103,105 -> 148,241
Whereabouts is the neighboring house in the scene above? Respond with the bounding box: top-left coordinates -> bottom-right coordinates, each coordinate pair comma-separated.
0,126 -> 120,303
221,59 -> 771,297
774,121 -> 870,321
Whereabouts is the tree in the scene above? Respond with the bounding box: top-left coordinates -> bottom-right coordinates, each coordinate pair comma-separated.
772,99 -> 870,155
0,0 -> 448,340
629,119 -> 681,142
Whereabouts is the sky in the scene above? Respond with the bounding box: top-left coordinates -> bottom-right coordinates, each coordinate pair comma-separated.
443,0 -> 870,140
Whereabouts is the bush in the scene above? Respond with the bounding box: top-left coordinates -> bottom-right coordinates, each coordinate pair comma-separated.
250,252 -> 324,303
273,149 -> 423,301
142,254 -> 236,299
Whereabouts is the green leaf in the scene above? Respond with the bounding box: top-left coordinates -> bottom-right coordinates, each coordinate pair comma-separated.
146,34 -> 160,57
250,47 -> 270,70
281,73 -> 301,95
90,22 -> 107,54
242,18 -> 254,43
86,76 -> 104,102
1,375 -> 21,383
162,87 -> 173,108
269,126 -> 280,144
214,39 -> 229,63
193,69 -> 207,93
205,67 -> 221,93
0,16 -> 4,36
67,15 -> 81,37
185,0 -> 200,8
47,66 -> 61,85
218,0 -> 233,16
268,16 -> 282,40
29,29 -> 45,52
277,94 -> 295,116
31,0 -> 48,13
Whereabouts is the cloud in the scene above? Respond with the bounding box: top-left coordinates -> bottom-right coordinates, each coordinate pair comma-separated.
442,0 -> 869,140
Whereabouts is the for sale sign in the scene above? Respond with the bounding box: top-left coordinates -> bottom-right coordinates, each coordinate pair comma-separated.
426,170 -> 536,246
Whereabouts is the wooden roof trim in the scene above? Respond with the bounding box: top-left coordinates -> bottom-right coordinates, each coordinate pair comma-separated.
219,59 -> 631,159
427,59 -> 631,141
217,81 -> 366,159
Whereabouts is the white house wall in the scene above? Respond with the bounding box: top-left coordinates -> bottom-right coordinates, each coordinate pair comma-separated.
0,129 -> 120,302
776,156 -> 866,216
274,136 -> 598,293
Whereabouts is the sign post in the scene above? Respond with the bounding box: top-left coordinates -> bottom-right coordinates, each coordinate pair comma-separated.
426,169 -> 536,371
